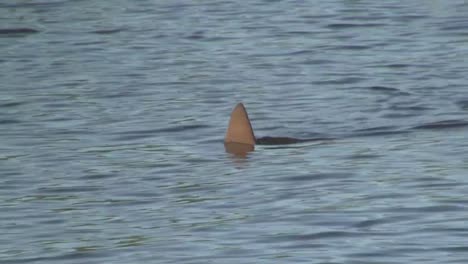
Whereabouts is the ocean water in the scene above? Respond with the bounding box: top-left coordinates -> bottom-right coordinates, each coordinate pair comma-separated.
2,1 -> 468,263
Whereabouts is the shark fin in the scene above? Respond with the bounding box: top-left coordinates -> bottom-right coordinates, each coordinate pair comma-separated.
224,103 -> 256,147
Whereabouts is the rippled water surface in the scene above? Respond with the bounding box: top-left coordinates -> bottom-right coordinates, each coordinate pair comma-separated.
2,1 -> 468,263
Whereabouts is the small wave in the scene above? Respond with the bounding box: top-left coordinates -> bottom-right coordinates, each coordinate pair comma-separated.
153,124 -> 209,133
330,45 -> 371,50
312,77 -> 366,85
455,99 -> 468,111
280,172 -> 350,182
326,23 -> 386,29
279,231 -> 362,242
364,86 -> 411,97
37,186 -> 102,194
112,124 -> 209,141
91,28 -> 124,35
0,28 -> 38,37
353,215 -> 409,228
352,126 -> 409,137
185,31 -> 205,40
0,101 -> 25,108
369,86 -> 400,92
385,63 -> 410,68
436,246 -> 468,253
355,125 -> 398,132
389,105 -> 432,111
412,120 -> 468,130
0,119 -> 21,125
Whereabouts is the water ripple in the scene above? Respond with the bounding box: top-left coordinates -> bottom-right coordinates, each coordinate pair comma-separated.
2,1 -> 468,263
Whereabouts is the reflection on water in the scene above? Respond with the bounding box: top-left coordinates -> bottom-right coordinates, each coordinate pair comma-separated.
224,142 -> 254,157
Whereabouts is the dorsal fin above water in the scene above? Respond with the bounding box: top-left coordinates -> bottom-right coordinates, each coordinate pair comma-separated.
224,103 -> 256,146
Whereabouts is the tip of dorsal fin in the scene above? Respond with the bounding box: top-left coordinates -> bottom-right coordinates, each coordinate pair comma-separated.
225,103 -> 256,146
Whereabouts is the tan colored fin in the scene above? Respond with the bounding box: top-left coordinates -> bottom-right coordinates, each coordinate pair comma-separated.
224,103 -> 256,146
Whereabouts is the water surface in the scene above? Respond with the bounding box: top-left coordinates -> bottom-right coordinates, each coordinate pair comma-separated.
2,1 -> 468,263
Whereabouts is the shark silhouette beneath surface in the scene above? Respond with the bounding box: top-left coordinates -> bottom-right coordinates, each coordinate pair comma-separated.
224,102 -> 468,156
224,103 -> 316,156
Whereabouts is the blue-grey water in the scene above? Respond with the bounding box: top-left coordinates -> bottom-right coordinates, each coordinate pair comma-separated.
2,1 -> 468,263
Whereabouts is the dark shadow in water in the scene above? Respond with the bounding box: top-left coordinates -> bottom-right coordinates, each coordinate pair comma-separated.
256,136 -> 334,145
0,28 -> 38,37
249,118 -> 468,149
256,136 -> 305,145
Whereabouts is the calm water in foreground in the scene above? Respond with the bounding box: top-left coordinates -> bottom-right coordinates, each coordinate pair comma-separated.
2,1 -> 468,263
